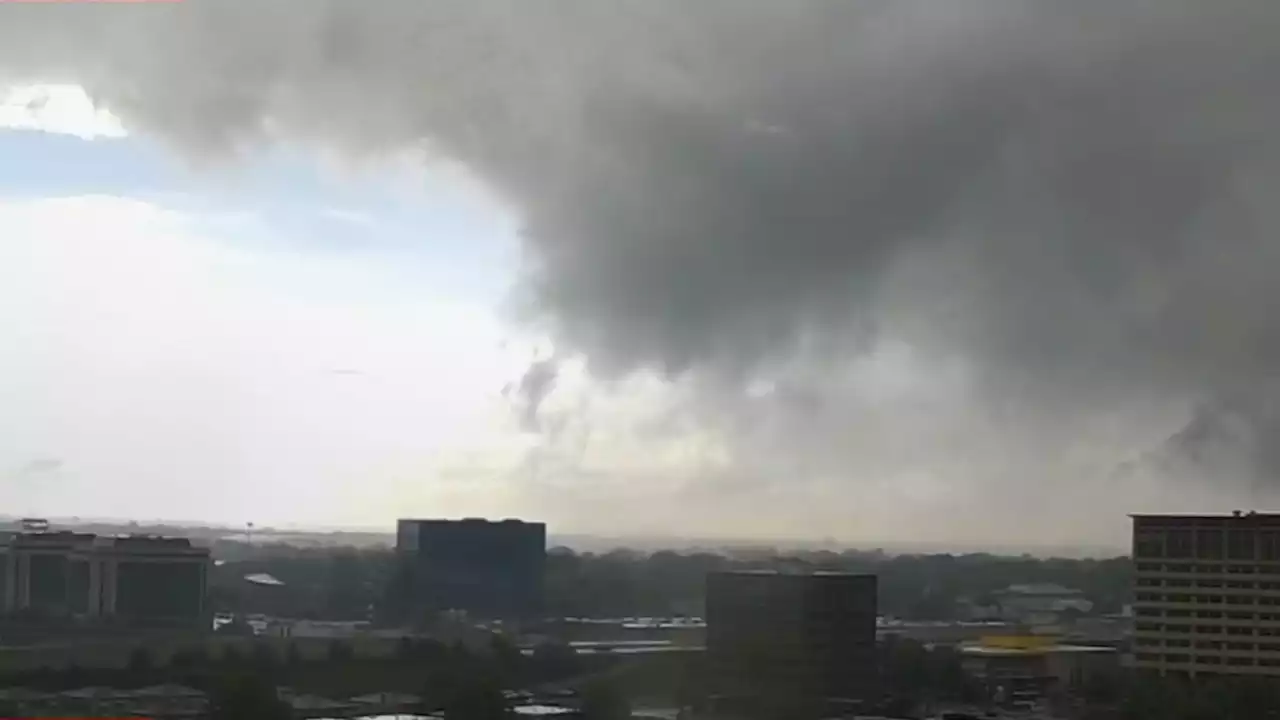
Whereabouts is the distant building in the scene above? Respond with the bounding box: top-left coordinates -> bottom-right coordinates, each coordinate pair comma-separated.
958,634 -> 1119,706
3,531 -> 95,615
19,518 -> 49,533
705,570 -> 878,715
1131,511 -> 1280,679
0,532 -> 209,626
396,518 -> 546,620
92,535 -> 209,624
991,583 -> 1093,625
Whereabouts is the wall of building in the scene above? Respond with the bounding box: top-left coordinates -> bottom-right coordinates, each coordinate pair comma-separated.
114,560 -> 205,622
397,519 -> 546,619
706,572 -> 878,703
1132,513 -> 1280,679
0,533 -> 209,628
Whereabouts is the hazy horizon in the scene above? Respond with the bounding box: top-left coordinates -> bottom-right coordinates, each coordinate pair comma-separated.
3,2 -> 1280,548
0,513 -> 1130,559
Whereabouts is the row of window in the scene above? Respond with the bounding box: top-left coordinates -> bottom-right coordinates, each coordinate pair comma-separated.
1133,652 -> 1280,667
1135,563 -> 1276,574
1135,637 -> 1280,652
1136,577 -> 1280,590
1135,593 -> 1280,606
1134,529 -> 1280,560
1136,622 -> 1280,636
1134,608 -> 1280,621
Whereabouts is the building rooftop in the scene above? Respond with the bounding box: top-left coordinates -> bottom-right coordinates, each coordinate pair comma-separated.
1131,510 -> 1280,519
959,643 -> 1117,657
712,569 -> 873,577
996,583 -> 1084,596
8,531 -> 96,547
400,517 -> 544,525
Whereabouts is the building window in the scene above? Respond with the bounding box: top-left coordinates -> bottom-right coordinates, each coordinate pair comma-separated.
1135,531 -> 1166,558
1166,531 -> 1193,558
1198,530 -> 1224,559
1261,533 -> 1280,561
1229,530 -> 1257,560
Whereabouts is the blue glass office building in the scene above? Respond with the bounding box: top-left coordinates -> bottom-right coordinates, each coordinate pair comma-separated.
396,518 -> 546,619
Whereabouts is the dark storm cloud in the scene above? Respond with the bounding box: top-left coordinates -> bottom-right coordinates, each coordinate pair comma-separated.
4,1 -> 1280,494
514,358 -> 559,432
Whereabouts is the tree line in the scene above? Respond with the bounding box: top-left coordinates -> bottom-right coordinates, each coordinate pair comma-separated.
210,543 -> 1133,622
0,634 -> 624,720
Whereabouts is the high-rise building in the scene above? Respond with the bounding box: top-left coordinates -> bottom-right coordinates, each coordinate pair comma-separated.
0,532 -> 210,626
1132,512 -> 1280,678
705,570 -> 878,713
396,518 -> 546,619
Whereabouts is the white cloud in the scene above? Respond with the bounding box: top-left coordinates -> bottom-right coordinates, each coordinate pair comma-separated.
0,192 -> 1134,544
0,195 -> 525,525
319,207 -> 379,228
0,84 -> 126,139
0,193 -> 749,534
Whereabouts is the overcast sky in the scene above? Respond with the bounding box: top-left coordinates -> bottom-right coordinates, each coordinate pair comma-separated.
2,2 -> 1279,549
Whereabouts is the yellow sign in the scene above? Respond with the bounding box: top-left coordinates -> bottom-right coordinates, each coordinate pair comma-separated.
978,634 -> 1059,650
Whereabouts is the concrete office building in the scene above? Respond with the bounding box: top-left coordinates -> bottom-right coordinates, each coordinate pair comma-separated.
705,571 -> 878,714
396,518 -> 546,619
1132,511 -> 1280,678
0,532 -> 210,626
2,531 -> 96,615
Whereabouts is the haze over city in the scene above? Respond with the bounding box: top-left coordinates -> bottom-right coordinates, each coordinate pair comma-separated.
3,1 -> 1280,549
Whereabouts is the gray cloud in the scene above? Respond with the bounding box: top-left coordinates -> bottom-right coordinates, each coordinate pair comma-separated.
4,1 -> 1280,527
514,358 -> 559,432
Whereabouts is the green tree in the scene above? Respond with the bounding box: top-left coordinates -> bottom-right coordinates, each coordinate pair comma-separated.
582,677 -> 631,720
530,641 -> 580,681
327,639 -> 354,662
491,634 -> 524,685
442,674 -> 510,720
251,642 -> 279,675
208,672 -> 291,720
126,646 -> 154,678
397,636 -> 417,660
169,648 -> 200,670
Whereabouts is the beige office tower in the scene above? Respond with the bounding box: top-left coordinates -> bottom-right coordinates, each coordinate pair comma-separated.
1132,512 -> 1280,678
